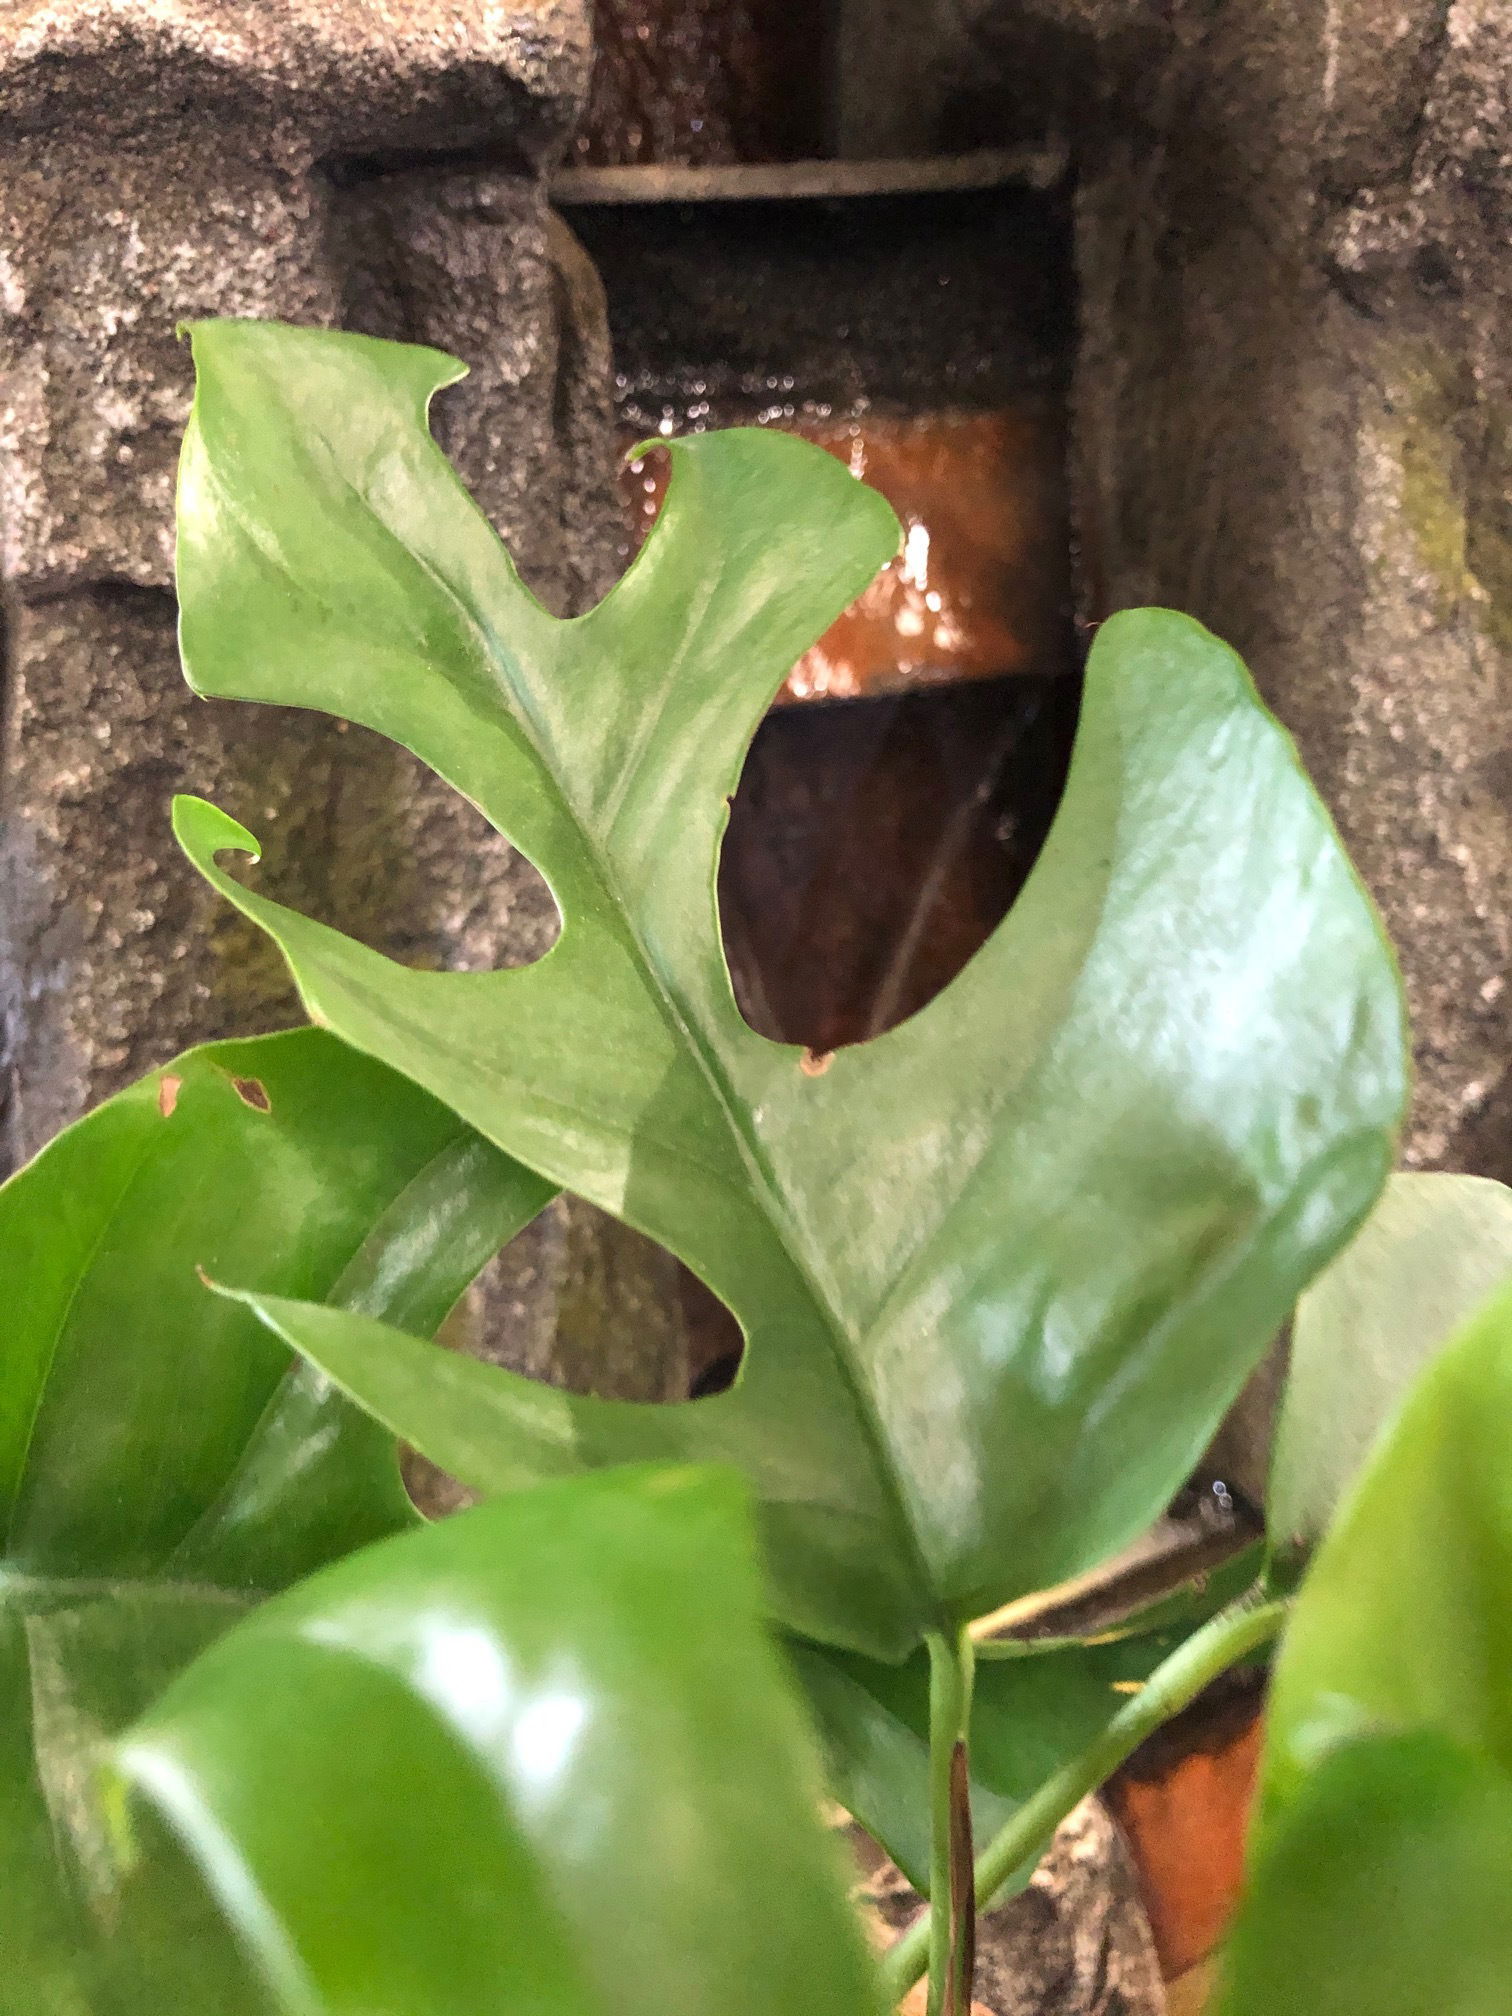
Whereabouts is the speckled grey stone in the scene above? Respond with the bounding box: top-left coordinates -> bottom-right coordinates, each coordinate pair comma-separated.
0,2 -> 591,155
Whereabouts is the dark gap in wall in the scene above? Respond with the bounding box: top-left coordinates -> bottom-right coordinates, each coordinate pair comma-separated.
722,675 -> 1076,1053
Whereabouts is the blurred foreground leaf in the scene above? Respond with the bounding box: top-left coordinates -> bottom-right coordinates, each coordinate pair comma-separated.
1271,1171 -> 1512,1559
119,1466 -> 880,2016
1222,1281 -> 1512,2015
1,1031 -> 544,2013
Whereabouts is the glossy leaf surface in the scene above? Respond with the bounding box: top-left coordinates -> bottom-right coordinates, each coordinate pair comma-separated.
1223,1283 -> 1512,2013
1271,1171 -> 1512,1557
119,1465 -> 880,2016
176,319 -> 1407,1656
1,1030 -> 547,2013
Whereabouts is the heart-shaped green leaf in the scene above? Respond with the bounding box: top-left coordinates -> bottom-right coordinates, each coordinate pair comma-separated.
173,319 -> 1407,1657
1222,1281 -> 1512,2013
1270,1171 -> 1512,1560
1,1029 -> 546,2012
117,1465 -> 881,2016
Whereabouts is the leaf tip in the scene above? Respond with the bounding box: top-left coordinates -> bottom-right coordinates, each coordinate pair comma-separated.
171,795 -> 262,868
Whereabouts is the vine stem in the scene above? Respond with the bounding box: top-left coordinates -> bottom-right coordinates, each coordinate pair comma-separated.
881,1592 -> 1290,2011
924,1627 -> 976,2016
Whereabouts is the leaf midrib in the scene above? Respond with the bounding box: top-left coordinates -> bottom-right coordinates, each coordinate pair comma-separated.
1,1568 -> 262,1609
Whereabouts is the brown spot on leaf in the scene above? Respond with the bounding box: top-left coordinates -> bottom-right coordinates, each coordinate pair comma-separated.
230,1076 -> 271,1112
157,1074 -> 181,1118
800,1048 -> 833,1077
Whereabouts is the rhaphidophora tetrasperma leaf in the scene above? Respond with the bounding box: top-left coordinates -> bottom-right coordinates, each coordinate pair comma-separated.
171,320 -> 1408,1660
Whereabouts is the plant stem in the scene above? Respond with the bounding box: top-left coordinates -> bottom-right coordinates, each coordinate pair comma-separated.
882,1592 -> 1289,2010
924,1626 -> 976,2016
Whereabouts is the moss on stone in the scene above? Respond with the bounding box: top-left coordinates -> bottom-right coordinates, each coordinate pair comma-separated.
1390,349 -> 1512,657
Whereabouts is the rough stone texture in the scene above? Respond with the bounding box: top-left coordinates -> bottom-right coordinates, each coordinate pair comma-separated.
860,1799 -> 1166,2015
336,166 -> 620,616
887,0 -> 1512,1180
407,1201 -> 700,1514
0,2 -> 590,156
0,3 -> 623,1170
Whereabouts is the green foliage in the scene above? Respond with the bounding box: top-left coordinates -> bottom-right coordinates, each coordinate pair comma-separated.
119,1465 -> 879,2016
171,320 -> 1404,1662
1270,1170 -> 1512,1559
1220,1281 -> 1512,2014
4,313 -> 1477,2016
790,1545 -> 1262,1895
1263,1277 -> 1512,1816
793,1618 -> 1206,1897
0,1030 -> 543,2011
1220,1731 -> 1512,2016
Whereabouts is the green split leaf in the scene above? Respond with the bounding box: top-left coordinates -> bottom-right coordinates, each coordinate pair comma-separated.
172,319 -> 1408,1659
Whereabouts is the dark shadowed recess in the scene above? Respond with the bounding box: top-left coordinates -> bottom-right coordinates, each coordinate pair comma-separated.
571,0 -> 835,168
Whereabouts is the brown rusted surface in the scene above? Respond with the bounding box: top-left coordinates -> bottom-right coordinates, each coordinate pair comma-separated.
718,672 -> 1076,1054
623,408 -> 1068,702
572,0 -> 829,166
1107,1703 -> 1263,1983
578,178 -> 1076,706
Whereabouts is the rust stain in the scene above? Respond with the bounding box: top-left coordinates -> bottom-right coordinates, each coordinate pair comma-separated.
800,1048 -> 833,1076
229,1076 -> 272,1113
157,1073 -> 182,1118
620,408 -> 1069,703
1107,1711 -> 1263,1981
